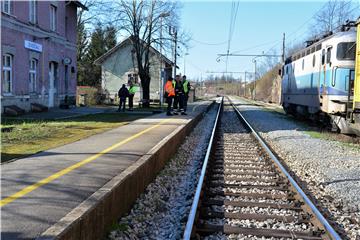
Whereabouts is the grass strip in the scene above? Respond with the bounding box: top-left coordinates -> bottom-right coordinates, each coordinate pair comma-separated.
1,113 -> 147,163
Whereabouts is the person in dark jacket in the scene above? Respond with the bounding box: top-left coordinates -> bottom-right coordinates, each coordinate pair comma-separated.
173,75 -> 186,115
118,84 -> 129,112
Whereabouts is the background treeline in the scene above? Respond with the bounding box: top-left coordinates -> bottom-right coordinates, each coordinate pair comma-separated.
77,23 -> 117,87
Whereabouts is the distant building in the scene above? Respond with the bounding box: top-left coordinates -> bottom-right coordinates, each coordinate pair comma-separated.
94,37 -> 174,104
1,0 -> 87,113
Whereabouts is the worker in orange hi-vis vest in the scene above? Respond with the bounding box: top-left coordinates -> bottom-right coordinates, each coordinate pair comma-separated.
164,76 -> 175,116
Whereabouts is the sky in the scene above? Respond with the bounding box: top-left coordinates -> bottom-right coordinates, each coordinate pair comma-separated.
176,1 -> 358,81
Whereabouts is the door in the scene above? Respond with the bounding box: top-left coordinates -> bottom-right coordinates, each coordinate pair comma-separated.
349,70 -> 355,100
48,62 -> 56,107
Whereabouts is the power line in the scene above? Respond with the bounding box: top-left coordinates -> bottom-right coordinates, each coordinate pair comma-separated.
191,38 -> 228,46
231,39 -> 282,54
261,1 -> 329,57
225,1 -> 239,75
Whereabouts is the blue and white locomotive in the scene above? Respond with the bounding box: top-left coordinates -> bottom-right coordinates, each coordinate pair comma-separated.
281,30 -> 356,134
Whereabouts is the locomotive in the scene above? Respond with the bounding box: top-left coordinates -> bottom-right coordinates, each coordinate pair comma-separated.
281,21 -> 360,135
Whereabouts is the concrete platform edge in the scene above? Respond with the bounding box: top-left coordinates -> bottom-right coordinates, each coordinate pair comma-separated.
37,102 -> 213,240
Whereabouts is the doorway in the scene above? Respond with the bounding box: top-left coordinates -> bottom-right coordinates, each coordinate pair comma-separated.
48,62 -> 57,107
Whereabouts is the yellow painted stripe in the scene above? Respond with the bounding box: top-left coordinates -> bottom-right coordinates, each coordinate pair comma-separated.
0,118 -> 171,207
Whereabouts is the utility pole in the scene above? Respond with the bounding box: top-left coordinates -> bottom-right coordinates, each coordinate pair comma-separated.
169,26 -> 177,79
183,53 -> 189,75
244,71 -> 247,97
159,12 -> 170,106
174,31 -> 177,78
253,59 -> 257,100
282,33 -> 285,63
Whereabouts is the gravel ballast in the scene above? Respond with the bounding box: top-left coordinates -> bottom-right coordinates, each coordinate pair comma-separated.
230,96 -> 360,239
108,104 -> 219,240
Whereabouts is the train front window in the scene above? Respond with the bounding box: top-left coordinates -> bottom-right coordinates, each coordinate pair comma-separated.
337,42 -> 356,60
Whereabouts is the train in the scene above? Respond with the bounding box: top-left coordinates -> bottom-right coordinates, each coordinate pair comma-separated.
281,19 -> 360,135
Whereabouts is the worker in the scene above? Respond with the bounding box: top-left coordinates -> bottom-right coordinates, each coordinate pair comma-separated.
182,75 -> 191,113
128,82 -> 137,111
118,84 -> 129,112
173,75 -> 186,115
164,76 -> 175,116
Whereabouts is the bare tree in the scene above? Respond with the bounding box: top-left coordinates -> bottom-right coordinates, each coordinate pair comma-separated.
77,0 -> 116,85
112,0 -> 182,107
309,0 -> 357,37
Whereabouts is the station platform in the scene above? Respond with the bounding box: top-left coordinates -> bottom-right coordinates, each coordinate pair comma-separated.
0,101 -> 212,240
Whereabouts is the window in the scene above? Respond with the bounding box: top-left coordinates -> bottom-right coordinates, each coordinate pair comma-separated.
306,49 -> 311,55
50,5 -> 57,31
2,0 -> 11,14
310,47 -> 315,53
127,73 -> 139,84
337,42 -> 356,61
29,59 -> 37,92
29,0 -> 37,24
2,54 -> 13,93
315,44 -> 322,51
326,48 -> 332,64
321,49 -> 325,65
64,65 -> 68,92
313,55 -> 316,67
302,59 -> 305,70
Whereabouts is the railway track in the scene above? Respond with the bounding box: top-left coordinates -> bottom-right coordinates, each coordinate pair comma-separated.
183,97 -> 341,240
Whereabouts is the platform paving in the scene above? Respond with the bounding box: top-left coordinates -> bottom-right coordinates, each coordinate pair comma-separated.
0,101 -> 211,240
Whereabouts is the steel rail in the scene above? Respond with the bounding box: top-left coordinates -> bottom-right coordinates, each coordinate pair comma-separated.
183,97 -> 223,240
229,97 -> 341,240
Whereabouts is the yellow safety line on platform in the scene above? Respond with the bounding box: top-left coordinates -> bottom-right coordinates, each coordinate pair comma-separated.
0,118 -> 172,207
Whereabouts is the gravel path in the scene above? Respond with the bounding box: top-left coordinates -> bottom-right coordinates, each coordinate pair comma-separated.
108,103 -> 219,240
230,96 -> 360,239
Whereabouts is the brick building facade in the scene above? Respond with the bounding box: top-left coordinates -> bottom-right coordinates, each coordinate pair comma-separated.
1,1 -> 86,113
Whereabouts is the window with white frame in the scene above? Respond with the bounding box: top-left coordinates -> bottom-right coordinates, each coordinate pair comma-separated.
29,0 -> 37,24
29,58 -> 37,92
50,5 -> 57,31
2,54 -> 13,93
2,0 -> 11,14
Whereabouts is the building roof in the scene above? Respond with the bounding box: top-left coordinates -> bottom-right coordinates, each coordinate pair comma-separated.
94,37 -> 174,66
66,1 -> 88,10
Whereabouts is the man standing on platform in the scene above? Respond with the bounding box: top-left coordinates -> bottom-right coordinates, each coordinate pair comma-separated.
182,75 -> 190,113
128,83 -> 137,111
164,76 -> 175,116
118,84 -> 129,112
173,75 -> 186,115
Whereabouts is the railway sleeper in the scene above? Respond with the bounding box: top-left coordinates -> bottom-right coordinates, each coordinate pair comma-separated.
202,199 -> 303,211
208,179 -> 287,186
206,191 -> 293,201
199,210 -> 310,223
211,166 -> 274,171
195,224 -> 324,239
209,171 -> 278,178
208,176 -> 284,183
206,183 -> 289,189
210,161 -> 270,167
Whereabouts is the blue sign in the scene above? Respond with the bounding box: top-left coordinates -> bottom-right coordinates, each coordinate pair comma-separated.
24,40 -> 42,52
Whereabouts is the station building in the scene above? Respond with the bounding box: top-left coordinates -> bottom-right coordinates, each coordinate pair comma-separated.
1,0 -> 86,114
94,37 -> 175,105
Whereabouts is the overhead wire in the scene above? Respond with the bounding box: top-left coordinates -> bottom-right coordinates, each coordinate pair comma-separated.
225,1 -> 239,75
191,39 -> 228,46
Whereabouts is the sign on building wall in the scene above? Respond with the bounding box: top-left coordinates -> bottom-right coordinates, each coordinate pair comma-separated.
24,40 -> 42,52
